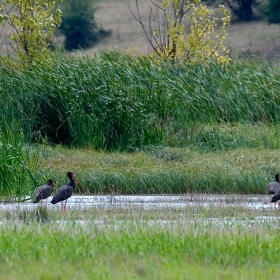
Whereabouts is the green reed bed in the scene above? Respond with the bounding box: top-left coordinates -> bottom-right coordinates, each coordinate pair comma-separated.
1,54 -> 280,150
0,210 -> 280,280
0,123 -> 41,201
1,53 -> 280,197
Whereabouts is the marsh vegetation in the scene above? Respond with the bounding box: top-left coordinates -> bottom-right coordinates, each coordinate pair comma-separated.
0,30 -> 280,280
0,0 -> 280,278
1,53 -> 280,199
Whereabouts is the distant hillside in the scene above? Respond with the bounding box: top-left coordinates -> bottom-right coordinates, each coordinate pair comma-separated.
1,0 -> 279,60
67,0 -> 280,61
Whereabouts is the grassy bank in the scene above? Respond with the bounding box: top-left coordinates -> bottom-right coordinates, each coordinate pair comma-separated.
26,144 -> 279,196
2,140 -> 279,199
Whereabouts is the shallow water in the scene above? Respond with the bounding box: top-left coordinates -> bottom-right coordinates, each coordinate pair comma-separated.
0,194 -> 272,211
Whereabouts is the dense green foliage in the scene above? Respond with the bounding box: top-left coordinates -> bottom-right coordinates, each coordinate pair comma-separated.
1,53 -> 280,197
59,0 -> 111,50
1,53 -> 280,150
227,0 -> 255,21
0,122 -> 41,200
264,0 -> 280,23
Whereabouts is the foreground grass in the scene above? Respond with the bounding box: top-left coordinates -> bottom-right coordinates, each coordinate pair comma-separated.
1,205 -> 280,280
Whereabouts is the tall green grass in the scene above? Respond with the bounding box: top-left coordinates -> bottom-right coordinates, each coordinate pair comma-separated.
1,53 -> 280,150
0,122 -> 41,200
1,53 -> 280,197
36,145 -> 279,194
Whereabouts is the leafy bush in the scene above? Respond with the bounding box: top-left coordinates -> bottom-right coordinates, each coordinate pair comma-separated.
263,0 -> 280,23
59,0 -> 111,51
129,0 -> 231,64
0,0 -> 62,69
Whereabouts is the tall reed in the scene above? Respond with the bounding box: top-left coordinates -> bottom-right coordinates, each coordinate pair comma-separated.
1,53 -> 280,151
0,121 -> 41,200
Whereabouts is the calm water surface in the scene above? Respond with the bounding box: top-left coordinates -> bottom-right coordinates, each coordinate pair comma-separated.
0,194 -> 272,211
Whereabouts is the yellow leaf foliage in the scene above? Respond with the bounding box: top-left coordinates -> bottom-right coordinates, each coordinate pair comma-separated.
148,0 -> 231,65
0,0 -> 63,69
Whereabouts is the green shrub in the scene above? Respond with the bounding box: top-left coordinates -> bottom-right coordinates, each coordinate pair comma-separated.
264,0 -> 280,23
59,0 -> 111,51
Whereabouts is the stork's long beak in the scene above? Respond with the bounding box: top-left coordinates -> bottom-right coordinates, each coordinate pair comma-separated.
73,175 -> 79,182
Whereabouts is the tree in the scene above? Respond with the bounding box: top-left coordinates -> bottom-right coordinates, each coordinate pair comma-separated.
127,0 -> 231,64
223,0 -> 255,21
0,0 -> 63,68
263,0 -> 280,23
59,0 -> 111,51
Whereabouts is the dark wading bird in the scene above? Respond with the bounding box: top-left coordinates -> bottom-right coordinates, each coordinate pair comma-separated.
267,174 -> 280,195
51,172 -> 78,212
267,174 -> 280,208
271,193 -> 280,208
33,179 -> 56,204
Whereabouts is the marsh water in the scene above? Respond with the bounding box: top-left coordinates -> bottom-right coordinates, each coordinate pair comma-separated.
1,194 -> 280,229
0,194 -> 272,211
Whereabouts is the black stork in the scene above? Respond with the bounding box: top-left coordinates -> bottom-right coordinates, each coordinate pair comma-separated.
267,174 -> 280,195
51,172 -> 78,211
267,174 -> 280,208
33,179 -> 56,204
271,193 -> 280,208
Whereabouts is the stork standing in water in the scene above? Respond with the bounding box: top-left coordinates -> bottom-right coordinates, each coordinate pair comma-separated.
51,172 -> 78,211
271,193 -> 280,208
267,174 -> 280,195
33,179 -> 56,205
267,174 -> 280,208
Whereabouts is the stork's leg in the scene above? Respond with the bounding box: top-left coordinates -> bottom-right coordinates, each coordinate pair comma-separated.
270,198 -> 276,208
61,200 -> 67,212
61,201 -> 65,211
270,202 -> 275,209
64,200 -> 68,211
